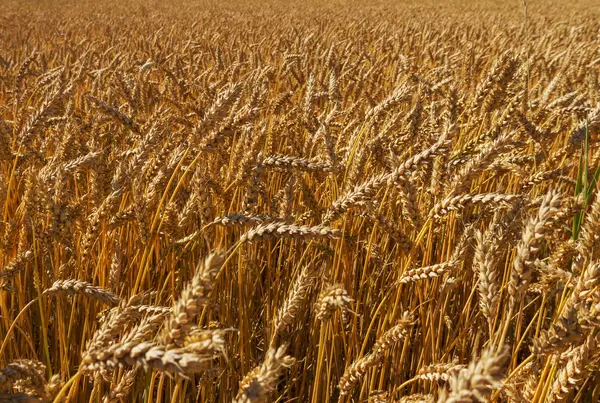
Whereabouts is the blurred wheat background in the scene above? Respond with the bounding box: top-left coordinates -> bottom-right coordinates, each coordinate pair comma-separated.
1,0 -> 600,401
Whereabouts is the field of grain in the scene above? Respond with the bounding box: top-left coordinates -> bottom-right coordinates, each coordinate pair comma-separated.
1,0 -> 600,401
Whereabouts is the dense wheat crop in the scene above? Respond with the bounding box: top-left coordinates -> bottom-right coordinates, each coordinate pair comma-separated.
1,0 -> 600,401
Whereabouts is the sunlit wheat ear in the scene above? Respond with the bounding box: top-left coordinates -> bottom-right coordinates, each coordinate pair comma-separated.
508,190 -> 562,309
469,52 -> 515,113
233,345 -> 295,403
102,368 -> 138,403
86,302 -> 169,356
447,132 -> 517,196
440,347 -> 508,403
532,258 -> 600,356
430,193 -> 523,219
548,334 -> 599,402
369,312 -> 415,358
399,225 -> 472,284
19,83 -> 73,146
0,360 -> 46,397
81,341 -> 216,376
569,261 -> 600,309
161,252 -> 225,347
262,154 -> 336,173
182,328 -> 228,357
212,213 -> 284,227
368,390 -> 392,403
531,307 -> 582,356
0,249 -> 33,281
338,312 -> 413,396
82,316 -> 222,376
44,279 -> 121,306
273,264 -> 317,342
88,95 -> 140,133
239,222 -> 341,243
191,83 -> 242,148
242,156 -> 266,213
315,284 -> 353,322
520,166 -> 573,191
323,129 -> 453,223
544,194 -> 585,235
474,229 -> 500,329
399,394 -> 435,403
448,99 -> 520,169
415,362 -> 466,383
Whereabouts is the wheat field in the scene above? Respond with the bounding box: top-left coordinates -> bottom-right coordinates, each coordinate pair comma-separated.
1,0 -> 600,401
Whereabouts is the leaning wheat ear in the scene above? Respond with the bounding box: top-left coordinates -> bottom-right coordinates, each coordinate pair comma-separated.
439,347 -> 508,403
103,368 -> 138,403
414,362 -> 466,383
233,344 -> 295,403
315,283 -> 353,322
0,359 -> 47,397
338,312 -> 414,396
161,252 -> 225,347
273,263 -> 318,343
399,225 -> 473,284
82,316 -> 224,376
239,222 -> 341,243
324,128 -> 452,223
547,334 -> 600,402
474,228 -> 500,332
44,279 -> 121,306
508,190 -> 561,309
